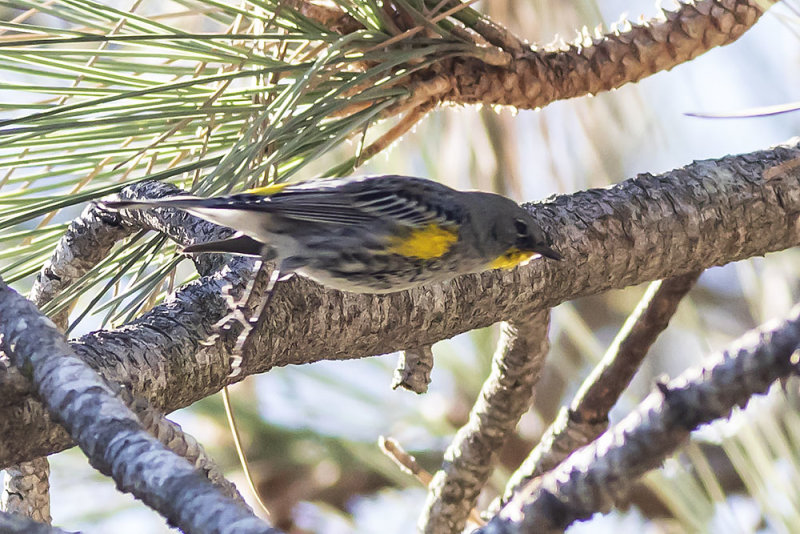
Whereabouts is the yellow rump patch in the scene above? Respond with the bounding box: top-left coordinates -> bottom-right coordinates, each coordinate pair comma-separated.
244,182 -> 291,196
389,224 -> 458,259
489,248 -> 536,270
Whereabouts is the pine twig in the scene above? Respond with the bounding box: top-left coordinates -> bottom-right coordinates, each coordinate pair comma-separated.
420,311 -> 551,533
392,345 -> 434,393
480,303 -> 800,534
496,271 -> 701,509
380,437 -> 484,526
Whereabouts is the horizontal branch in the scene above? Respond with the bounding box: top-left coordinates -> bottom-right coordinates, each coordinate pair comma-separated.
1,139 -> 800,466
479,303 -> 800,533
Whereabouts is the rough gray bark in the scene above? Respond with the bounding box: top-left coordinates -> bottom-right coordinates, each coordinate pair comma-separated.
112,181 -> 239,273
433,0 -> 770,110
1,458 -> 51,524
123,391 -> 250,507
29,202 -> 138,330
0,192 -> 242,523
0,255 -> 255,467
478,303 -> 800,534
0,203 -> 134,523
0,281 -> 278,534
419,312 -> 550,533
495,271 -> 701,508
1,140 -> 799,467
392,345 -> 434,393
0,510 -> 76,534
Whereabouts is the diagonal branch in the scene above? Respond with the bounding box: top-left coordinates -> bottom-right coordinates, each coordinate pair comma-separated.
495,271 -> 701,509
1,139 -> 799,467
1,201 -> 141,523
302,0 -> 773,112
478,302 -> 800,534
419,311 -> 551,533
1,184 -> 252,521
433,0 -> 771,109
124,391 -> 249,506
29,202 -> 135,331
0,279 -> 277,534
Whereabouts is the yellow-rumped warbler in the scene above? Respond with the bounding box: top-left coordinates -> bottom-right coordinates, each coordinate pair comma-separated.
104,175 -> 562,293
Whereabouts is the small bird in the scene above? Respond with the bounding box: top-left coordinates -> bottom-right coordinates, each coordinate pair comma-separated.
103,175 -> 562,294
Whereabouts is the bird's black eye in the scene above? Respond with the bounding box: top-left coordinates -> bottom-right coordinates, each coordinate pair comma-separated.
514,218 -> 529,236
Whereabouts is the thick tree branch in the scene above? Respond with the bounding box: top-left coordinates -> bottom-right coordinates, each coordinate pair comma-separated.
495,271 -> 701,509
0,201 -> 143,405
478,303 -> 800,534
1,140 -> 799,467
0,511 -> 75,534
0,202 -> 138,522
0,281 -> 275,534
0,200 -> 150,406
433,0 -> 770,109
303,0 -> 772,112
420,312 -> 550,533
0,254 -> 257,467
0,183 -> 248,522
123,391 -> 249,507
1,458 -> 51,523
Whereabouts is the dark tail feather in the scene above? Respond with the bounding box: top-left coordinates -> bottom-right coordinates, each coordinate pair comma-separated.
100,196 -> 203,211
537,245 -> 563,261
182,234 -> 266,257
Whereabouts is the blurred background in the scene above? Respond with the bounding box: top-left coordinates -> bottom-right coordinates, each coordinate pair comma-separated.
2,0 -> 800,532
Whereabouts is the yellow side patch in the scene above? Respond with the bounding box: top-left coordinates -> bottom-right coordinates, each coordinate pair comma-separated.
389,224 -> 458,259
489,248 -> 536,270
244,182 -> 291,196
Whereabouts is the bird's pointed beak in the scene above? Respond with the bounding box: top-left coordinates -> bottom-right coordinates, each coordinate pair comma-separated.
535,245 -> 563,261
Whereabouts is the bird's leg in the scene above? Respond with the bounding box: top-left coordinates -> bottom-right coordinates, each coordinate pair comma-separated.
227,266 -> 281,378
199,260 -> 261,341
218,260 -> 264,333
219,260 -> 283,520
199,258 -> 263,347
200,249 -> 282,376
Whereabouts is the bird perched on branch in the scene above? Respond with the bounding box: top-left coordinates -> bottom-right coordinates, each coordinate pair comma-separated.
102,174 -> 562,293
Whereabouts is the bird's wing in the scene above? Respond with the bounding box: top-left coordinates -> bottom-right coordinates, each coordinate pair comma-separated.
102,176 -> 461,228
231,176 -> 460,228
